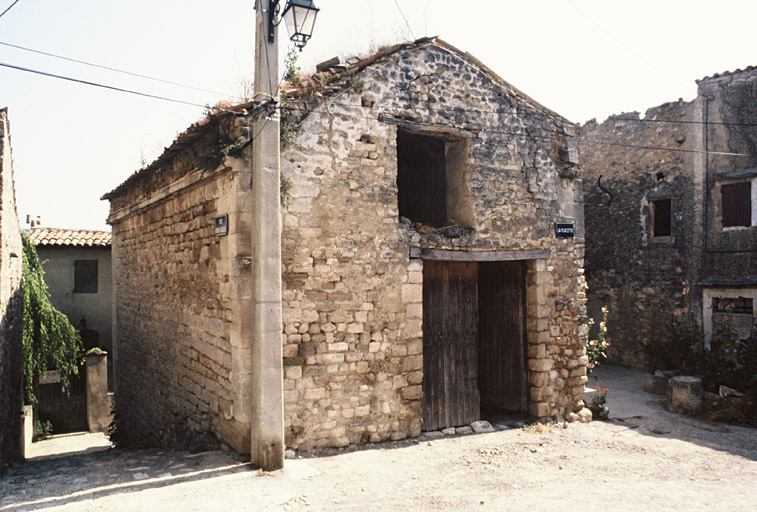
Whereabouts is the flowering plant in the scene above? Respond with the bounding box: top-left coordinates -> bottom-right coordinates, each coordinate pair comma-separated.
587,306 -> 609,377
591,386 -> 609,408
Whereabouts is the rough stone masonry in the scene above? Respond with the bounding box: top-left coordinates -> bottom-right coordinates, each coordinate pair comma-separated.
579,65 -> 757,369
105,38 -> 589,454
0,108 -> 24,467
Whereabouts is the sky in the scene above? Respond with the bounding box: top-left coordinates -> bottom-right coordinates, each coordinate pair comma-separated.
1,0 -> 755,231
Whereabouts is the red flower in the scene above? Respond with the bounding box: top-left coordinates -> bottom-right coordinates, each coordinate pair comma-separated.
596,385 -> 601,390
604,388 -> 609,393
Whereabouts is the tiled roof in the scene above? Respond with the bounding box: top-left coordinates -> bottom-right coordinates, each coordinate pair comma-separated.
697,65 -> 757,83
28,227 -> 111,247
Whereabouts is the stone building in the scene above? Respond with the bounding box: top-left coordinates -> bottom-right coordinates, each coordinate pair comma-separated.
28,228 -> 113,356
580,66 -> 757,368
0,108 -> 23,466
104,38 -> 588,453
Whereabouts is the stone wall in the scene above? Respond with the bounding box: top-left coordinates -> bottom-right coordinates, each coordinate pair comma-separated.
280,41 -> 587,449
0,108 -> 23,466
107,113 -> 254,452
580,67 -> 757,369
579,101 -> 704,368
106,39 -> 588,454
697,70 -> 757,286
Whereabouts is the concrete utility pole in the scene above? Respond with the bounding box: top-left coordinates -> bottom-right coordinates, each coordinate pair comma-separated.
250,0 -> 284,471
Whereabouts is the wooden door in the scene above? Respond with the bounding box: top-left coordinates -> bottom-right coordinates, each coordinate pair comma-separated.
422,260 -> 480,431
478,261 -> 527,411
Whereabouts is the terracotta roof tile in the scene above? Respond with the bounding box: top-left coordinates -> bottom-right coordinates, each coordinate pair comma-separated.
28,227 -> 111,247
697,65 -> 757,83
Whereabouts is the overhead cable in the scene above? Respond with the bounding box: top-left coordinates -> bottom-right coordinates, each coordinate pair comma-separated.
0,40 -> 240,99
279,105 -> 757,158
393,0 -> 416,40
0,0 -> 21,21
0,60 -> 244,114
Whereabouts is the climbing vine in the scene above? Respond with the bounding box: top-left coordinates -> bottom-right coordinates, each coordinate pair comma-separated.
21,230 -> 84,404
280,46 -> 301,149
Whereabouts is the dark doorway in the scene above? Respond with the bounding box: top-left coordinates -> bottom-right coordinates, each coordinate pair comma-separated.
422,259 -> 528,431
478,261 -> 527,413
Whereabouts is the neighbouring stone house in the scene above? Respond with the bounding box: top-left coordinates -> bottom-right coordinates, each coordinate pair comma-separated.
104,38 -> 588,453
0,108 -> 23,466
580,66 -> 757,369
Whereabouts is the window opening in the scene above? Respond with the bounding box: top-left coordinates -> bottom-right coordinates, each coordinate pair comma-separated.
713,296 -> 753,315
651,198 -> 671,237
721,181 -> 751,228
74,260 -> 98,294
397,130 -> 471,228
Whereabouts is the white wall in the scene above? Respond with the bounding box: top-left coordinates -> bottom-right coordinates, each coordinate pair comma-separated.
37,246 -> 113,353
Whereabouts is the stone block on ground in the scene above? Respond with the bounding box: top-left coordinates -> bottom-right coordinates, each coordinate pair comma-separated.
667,376 -> 702,415
421,431 -> 444,441
576,408 -> 593,423
470,420 -> 495,433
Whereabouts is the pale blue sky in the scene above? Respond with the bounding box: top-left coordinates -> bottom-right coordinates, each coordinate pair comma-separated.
1,0 -> 755,230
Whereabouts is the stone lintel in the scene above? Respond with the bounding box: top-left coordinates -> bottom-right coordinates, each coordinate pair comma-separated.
409,248 -> 549,262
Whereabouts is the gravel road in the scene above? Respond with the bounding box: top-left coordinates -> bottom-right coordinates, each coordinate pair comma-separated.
1,366 -> 755,512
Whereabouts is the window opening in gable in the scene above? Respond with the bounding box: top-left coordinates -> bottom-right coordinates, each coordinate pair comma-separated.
721,181 -> 751,228
74,260 -> 98,294
397,129 -> 471,228
651,198 -> 672,237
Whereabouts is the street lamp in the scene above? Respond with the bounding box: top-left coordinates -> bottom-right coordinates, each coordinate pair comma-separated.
268,0 -> 319,50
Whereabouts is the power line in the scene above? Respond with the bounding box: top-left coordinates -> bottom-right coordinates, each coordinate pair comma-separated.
0,60 -> 243,114
0,0 -> 21,21
0,40 -> 240,100
393,0 -> 415,40
314,98 -> 757,128
280,104 -> 757,158
4,51 -> 753,158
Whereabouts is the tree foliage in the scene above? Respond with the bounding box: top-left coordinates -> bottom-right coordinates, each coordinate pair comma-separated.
21,230 -> 84,404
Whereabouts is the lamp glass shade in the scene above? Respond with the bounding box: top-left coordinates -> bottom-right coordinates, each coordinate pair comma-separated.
282,0 -> 319,49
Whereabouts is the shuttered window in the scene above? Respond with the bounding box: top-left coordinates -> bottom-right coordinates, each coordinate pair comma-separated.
73,260 -> 98,293
721,181 -> 751,228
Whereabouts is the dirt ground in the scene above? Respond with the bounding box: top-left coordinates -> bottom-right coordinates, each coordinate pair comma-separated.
1,365 -> 755,512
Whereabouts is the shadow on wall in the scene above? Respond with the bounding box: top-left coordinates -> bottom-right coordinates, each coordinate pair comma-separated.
0,287 -> 24,468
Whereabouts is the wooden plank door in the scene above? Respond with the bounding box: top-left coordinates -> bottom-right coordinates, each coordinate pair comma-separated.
422,260 -> 480,431
478,261 -> 527,411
